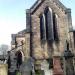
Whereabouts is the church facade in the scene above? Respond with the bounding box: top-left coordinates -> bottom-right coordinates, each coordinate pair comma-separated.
10,0 -> 75,75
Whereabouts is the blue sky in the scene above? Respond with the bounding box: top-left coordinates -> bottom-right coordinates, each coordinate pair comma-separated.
0,0 -> 75,45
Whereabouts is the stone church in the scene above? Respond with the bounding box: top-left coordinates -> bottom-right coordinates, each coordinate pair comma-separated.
8,0 -> 75,75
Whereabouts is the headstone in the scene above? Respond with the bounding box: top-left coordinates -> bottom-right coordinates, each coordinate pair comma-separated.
41,60 -> 49,70
65,58 -> 74,75
20,58 -> 34,75
8,51 -> 17,75
20,58 -> 34,72
41,60 -> 53,75
53,57 -> 63,75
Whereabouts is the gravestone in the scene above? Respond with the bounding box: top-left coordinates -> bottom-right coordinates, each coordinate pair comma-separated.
20,57 -> 34,75
8,51 -> 17,75
41,60 -> 53,75
53,57 -> 63,75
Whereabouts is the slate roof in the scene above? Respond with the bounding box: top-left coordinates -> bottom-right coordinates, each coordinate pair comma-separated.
18,29 -> 26,34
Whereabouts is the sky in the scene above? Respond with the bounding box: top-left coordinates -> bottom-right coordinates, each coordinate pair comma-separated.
0,0 -> 75,46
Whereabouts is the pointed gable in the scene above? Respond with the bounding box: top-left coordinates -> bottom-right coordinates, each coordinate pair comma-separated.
30,0 -> 67,14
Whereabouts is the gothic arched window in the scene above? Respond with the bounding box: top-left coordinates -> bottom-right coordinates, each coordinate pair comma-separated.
53,13 -> 59,41
40,14 -> 46,41
45,7 -> 54,41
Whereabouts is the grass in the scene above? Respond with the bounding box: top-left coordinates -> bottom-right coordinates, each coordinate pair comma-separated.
16,71 -> 21,75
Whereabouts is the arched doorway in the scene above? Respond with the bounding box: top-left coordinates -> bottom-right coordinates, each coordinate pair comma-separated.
16,51 -> 24,68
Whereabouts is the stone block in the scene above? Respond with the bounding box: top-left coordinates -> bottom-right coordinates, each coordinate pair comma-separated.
0,64 -> 8,75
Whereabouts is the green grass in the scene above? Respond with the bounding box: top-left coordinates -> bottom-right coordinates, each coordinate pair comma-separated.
16,72 -> 21,75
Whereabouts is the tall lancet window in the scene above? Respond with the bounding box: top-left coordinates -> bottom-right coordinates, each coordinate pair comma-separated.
45,7 -> 54,41
40,14 -> 46,41
53,13 -> 59,41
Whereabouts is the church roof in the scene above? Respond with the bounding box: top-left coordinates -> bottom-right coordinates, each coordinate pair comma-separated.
18,29 -> 26,34
30,0 -> 67,14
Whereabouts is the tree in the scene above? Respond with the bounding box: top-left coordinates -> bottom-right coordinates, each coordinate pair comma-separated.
0,44 -> 9,55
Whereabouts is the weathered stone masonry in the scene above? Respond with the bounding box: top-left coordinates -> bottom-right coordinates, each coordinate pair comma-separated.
27,0 -> 74,75
10,0 -> 75,75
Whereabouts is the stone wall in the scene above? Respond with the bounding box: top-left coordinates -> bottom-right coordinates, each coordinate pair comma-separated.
30,0 -> 74,75
31,0 -> 72,59
0,64 -> 8,75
